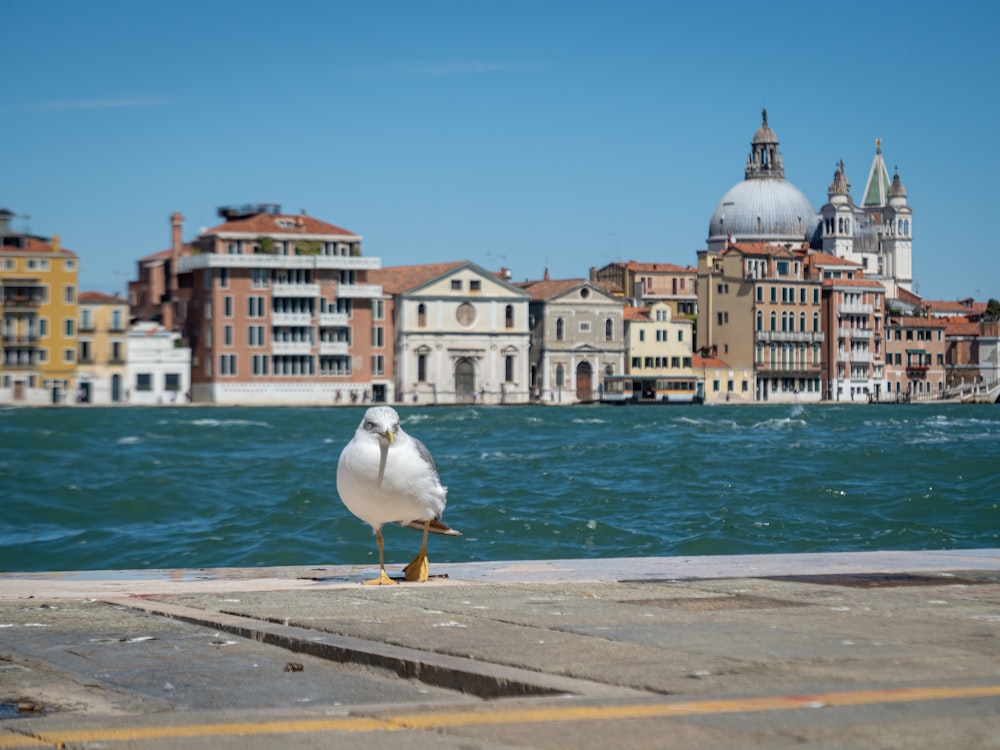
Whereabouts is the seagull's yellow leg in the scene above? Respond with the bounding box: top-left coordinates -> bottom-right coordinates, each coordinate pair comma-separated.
403,520 -> 430,582
363,528 -> 397,585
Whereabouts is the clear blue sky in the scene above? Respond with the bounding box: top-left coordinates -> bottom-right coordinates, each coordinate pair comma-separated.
5,0 -> 999,302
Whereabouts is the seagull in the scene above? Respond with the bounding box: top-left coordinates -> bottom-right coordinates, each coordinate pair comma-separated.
337,406 -> 459,585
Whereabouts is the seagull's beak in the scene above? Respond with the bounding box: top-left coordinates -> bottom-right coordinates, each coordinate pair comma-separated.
380,429 -> 394,446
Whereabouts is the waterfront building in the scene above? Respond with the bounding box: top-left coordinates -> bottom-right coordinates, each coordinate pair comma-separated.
77,291 -> 129,403
0,209 -> 79,405
812,253 -> 887,402
591,261 -> 697,316
693,353 -> 754,405
884,315 -> 947,399
697,241 -> 825,403
615,302 -> 700,402
130,205 -> 388,405
126,322 -> 191,405
519,273 -> 625,404
372,261 -> 530,405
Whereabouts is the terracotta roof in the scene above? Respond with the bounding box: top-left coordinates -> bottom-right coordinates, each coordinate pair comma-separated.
892,316 -> 948,328
80,291 -> 128,304
518,278 -> 589,300
369,262 -> 466,295
693,354 -> 731,369
203,211 -> 357,237
808,251 -> 862,267
623,306 -> 650,321
925,298 -> 987,315
724,241 -> 804,257
945,318 -> 981,336
822,278 -> 884,290
0,236 -> 77,256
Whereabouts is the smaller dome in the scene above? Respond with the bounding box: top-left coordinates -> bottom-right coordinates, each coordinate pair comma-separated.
753,108 -> 777,144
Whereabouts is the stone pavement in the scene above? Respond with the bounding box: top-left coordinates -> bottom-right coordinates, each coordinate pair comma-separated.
1,549 -> 999,748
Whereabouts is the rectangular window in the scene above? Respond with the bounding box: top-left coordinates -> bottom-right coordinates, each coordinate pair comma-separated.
165,373 -> 181,392
505,355 -> 514,382
371,355 -> 385,376
372,326 -> 384,347
451,279 -> 462,290
64,285 -> 75,304
470,280 -> 481,292
224,296 -> 233,317
64,319 -> 75,337
136,373 -> 152,391
64,348 -> 75,363
579,321 -> 591,333
219,353 -> 237,376
224,325 -> 233,346
372,299 -> 384,320
219,268 -> 230,288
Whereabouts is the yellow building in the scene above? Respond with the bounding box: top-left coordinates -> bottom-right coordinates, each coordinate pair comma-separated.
1,210 -> 79,404
78,292 -> 129,403
605,301 -> 702,403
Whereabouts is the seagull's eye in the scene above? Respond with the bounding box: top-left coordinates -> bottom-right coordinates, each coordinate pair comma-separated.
365,420 -> 375,430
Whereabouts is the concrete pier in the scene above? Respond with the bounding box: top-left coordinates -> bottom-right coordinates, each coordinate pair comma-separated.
2,549 -> 999,748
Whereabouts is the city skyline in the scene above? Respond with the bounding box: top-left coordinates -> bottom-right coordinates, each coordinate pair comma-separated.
5,0 -> 999,302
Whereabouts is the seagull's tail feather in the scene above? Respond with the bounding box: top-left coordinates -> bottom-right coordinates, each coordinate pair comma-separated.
401,518 -> 461,536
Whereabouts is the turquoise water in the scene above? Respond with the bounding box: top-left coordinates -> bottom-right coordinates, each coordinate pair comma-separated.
1,404 -> 998,572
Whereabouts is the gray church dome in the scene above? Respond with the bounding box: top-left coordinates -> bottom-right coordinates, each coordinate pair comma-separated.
707,110 -> 818,250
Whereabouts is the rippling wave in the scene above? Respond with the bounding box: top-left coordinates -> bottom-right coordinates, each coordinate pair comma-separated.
1,403 -> 997,572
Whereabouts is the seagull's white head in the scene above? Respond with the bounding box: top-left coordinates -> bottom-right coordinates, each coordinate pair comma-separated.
359,406 -> 401,448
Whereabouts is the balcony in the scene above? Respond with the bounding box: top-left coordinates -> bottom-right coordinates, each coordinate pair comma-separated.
319,312 -> 350,327
319,341 -> 350,356
838,350 -> 872,363
336,283 -> 383,299
272,340 -> 313,355
840,303 -> 873,314
271,311 -> 313,326
756,330 -> 824,343
179,253 -> 381,273
2,334 -> 38,347
272,282 -> 319,297
2,296 -> 41,311
839,327 -> 872,339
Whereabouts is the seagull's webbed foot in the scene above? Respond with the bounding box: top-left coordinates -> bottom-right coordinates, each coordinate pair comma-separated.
403,549 -> 429,582
403,520 -> 431,582
363,528 -> 398,585
363,570 -> 398,586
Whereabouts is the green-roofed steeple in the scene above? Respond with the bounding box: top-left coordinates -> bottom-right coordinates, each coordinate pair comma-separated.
861,138 -> 892,208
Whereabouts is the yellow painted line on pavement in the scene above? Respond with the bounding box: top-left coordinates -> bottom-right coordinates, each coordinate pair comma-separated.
4,684 -> 999,746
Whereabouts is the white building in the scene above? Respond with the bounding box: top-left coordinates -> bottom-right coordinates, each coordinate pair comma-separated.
126,322 -> 191,405
373,261 -> 531,405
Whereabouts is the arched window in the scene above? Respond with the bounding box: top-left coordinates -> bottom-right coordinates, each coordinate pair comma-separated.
756,310 -> 763,331
505,355 -> 515,382
770,311 -> 777,332
505,304 -> 514,329
555,364 -> 565,387
812,312 -> 820,332
556,318 -> 565,341
417,303 -> 426,328
799,312 -> 806,332
605,318 -> 613,341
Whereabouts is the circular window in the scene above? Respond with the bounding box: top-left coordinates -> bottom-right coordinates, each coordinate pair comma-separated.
580,288 -> 590,299
456,302 -> 476,327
